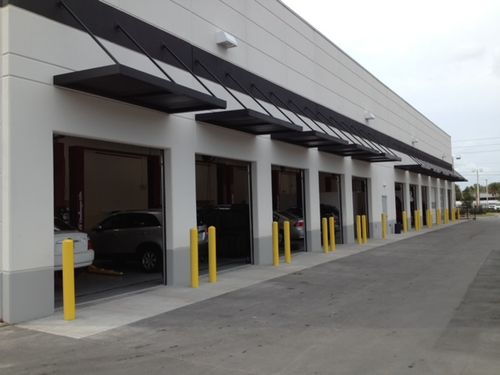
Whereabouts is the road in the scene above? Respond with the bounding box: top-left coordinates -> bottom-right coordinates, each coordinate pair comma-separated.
1,218 -> 500,374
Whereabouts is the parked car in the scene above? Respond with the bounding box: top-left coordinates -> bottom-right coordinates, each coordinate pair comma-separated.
273,210 -> 305,240
89,209 -> 207,272
54,217 -> 94,271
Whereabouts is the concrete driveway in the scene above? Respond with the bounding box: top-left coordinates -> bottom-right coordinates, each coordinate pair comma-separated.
1,218 -> 499,374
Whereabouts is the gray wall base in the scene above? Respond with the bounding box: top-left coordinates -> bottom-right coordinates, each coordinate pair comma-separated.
371,221 -> 381,240
307,229 -> 322,252
2,268 -> 54,324
166,247 -> 190,286
253,235 -> 273,265
344,224 -> 355,244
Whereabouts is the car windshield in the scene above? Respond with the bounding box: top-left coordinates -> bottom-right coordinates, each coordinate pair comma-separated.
278,211 -> 300,220
54,217 -> 76,231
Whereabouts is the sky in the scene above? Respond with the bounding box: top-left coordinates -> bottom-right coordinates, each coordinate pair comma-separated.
281,0 -> 500,188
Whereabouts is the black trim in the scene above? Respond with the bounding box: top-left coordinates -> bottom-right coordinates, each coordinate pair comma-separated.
9,0 -> 452,171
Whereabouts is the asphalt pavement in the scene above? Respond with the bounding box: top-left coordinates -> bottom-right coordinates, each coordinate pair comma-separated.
1,217 -> 499,374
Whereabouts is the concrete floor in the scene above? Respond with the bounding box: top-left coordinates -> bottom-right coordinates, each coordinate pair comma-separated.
1,218 -> 500,374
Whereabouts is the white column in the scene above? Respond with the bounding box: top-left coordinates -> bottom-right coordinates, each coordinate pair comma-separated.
304,167 -> 321,252
164,146 -> 197,286
251,161 -> 273,265
343,172 -> 355,244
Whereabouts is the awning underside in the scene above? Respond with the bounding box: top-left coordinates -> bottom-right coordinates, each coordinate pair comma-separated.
195,109 -> 302,135
54,64 -> 227,114
395,156 -> 467,181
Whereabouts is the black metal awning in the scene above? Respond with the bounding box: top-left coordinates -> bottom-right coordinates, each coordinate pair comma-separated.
395,157 -> 467,181
317,142 -> 400,162
352,151 -> 402,162
54,64 -> 227,114
195,108 -> 302,135
271,130 -> 347,148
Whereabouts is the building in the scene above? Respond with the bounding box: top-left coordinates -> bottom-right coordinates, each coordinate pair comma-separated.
0,0 -> 464,323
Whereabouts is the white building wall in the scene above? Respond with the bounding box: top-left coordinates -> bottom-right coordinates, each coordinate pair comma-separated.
0,2 -> 456,323
0,5 -> 5,320
100,0 -> 452,162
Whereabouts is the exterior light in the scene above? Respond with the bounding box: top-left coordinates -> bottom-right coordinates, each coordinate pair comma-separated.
216,31 -> 238,48
364,111 -> 375,125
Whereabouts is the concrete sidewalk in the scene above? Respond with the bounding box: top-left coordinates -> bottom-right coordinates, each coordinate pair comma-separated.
19,221 -> 462,339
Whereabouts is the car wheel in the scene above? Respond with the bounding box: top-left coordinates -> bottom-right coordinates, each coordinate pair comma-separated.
140,247 -> 162,273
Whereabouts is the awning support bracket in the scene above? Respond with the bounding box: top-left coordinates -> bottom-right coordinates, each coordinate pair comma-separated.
57,0 -> 119,65
115,24 -> 175,83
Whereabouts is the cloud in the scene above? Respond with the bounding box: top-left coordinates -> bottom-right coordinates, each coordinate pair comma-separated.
493,54 -> 500,77
449,46 -> 485,63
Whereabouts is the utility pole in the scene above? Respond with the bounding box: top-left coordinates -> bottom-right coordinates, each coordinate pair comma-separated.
476,169 -> 480,208
474,168 -> 482,209
486,178 -> 488,208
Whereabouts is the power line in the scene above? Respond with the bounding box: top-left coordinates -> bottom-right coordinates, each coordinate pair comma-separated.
454,136 -> 500,143
457,149 -> 500,154
454,143 -> 500,149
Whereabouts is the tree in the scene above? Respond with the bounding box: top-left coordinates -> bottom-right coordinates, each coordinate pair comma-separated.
455,185 -> 462,201
488,182 -> 500,197
462,189 -> 474,209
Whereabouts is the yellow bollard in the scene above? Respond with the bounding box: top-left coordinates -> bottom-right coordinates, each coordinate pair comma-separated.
451,208 -> 456,222
208,226 -> 217,283
272,221 -> 280,266
63,239 -> 76,321
437,209 -> 441,225
329,216 -> 336,252
190,228 -> 199,288
445,208 -> 449,224
356,215 -> 362,245
457,207 -> 461,220
402,210 -> 408,233
414,210 -> 418,231
284,220 -> 292,264
427,209 -> 432,229
322,217 -> 329,253
362,215 -> 368,244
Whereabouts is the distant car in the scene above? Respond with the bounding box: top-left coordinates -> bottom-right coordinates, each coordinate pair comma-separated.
89,209 -> 207,272
273,210 -> 305,240
54,218 -> 94,271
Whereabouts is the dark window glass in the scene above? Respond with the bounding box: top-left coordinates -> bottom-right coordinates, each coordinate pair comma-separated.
128,213 -> 160,228
54,217 -> 76,231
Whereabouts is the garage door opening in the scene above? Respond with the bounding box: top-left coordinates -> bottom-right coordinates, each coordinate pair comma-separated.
53,135 -> 165,306
272,166 -> 306,253
352,177 -> 369,240
195,155 -> 252,269
421,185 -> 428,226
395,182 -> 405,228
410,184 -> 418,228
319,172 -> 343,244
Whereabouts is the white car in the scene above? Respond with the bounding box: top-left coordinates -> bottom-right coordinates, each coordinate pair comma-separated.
54,218 -> 95,271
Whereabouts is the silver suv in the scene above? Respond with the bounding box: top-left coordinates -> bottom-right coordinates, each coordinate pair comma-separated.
89,209 -> 207,272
